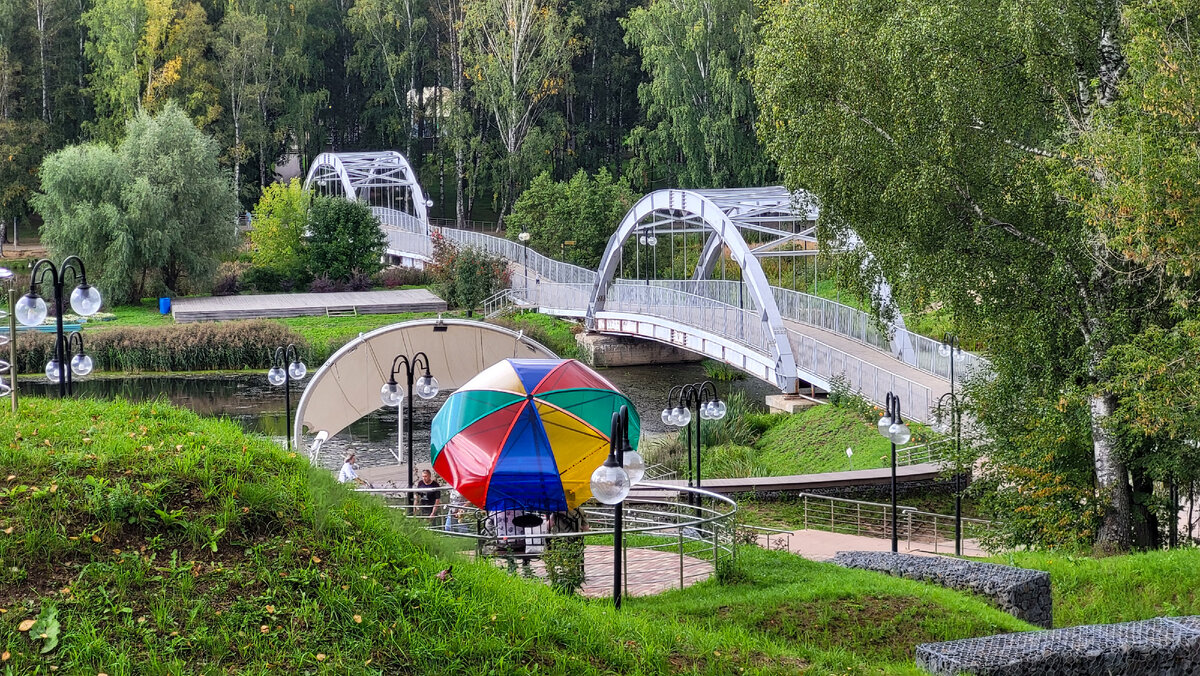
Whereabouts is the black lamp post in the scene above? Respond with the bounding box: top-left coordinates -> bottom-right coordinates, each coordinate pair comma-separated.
662,381 -> 726,497
380,352 -> 440,504
60,331 -> 93,396
267,344 -> 307,452
14,256 -> 101,397
877,392 -> 911,552
518,231 -> 531,297
938,332 -> 963,556
590,404 -> 644,610
639,234 -> 657,283
936,390 -> 964,555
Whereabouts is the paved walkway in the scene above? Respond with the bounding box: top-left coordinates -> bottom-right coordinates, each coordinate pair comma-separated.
781,317 -> 951,404
759,529 -> 987,561
656,462 -> 943,494
482,544 -> 713,597
172,288 -> 447,322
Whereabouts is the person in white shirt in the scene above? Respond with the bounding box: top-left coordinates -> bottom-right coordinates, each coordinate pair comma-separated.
338,452 -> 359,484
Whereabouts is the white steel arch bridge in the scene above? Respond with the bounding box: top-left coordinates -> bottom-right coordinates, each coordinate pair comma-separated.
305,152 -> 984,421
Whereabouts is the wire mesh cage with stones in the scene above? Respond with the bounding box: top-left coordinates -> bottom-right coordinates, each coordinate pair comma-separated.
916,616 -> 1200,676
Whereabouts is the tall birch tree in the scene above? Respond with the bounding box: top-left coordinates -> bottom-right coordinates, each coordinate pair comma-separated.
461,0 -> 575,225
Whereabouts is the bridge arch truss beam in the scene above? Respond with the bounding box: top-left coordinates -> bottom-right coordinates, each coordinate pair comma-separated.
303,151 -> 431,228
587,188 -> 800,392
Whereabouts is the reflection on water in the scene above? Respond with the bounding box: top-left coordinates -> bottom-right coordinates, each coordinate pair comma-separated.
19,362 -> 776,472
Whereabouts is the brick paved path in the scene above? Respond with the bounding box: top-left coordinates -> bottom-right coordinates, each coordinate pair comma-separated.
487,545 -> 713,598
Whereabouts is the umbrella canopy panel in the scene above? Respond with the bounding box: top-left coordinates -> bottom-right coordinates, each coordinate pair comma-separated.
431,359 -> 640,512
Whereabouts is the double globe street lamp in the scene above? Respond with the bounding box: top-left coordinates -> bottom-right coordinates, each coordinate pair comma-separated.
15,256 -> 102,397
877,392 -> 912,553
662,382 -> 726,495
380,352 -> 440,501
267,344 -> 307,452
44,331 -> 93,396
589,405 -> 646,610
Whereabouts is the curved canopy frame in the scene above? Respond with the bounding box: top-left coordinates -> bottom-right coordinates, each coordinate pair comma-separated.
587,188 -> 800,391
303,151 -> 431,227
293,318 -> 558,454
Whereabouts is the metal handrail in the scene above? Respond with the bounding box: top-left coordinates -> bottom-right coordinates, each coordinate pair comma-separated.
358,481 -> 738,595
369,206 -> 955,420
789,491 -> 994,554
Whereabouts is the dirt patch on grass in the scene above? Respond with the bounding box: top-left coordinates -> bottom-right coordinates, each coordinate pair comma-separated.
760,594 -> 957,663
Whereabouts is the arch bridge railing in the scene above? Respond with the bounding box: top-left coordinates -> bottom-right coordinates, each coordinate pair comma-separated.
369,205 -> 947,415
508,269 -> 934,420
622,278 -> 985,388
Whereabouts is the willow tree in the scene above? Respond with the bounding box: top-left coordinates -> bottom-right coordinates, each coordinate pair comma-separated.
755,0 -> 1168,550
461,0 -> 575,225
622,0 -> 771,189
35,103 -> 238,302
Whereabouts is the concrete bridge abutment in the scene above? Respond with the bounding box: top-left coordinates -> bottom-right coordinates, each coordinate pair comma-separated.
575,332 -> 704,368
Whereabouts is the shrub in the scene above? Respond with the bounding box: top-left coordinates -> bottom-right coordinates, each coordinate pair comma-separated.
239,266 -> 286,293
212,262 -> 243,296
308,274 -> 339,293
306,196 -> 386,281
249,178 -> 310,273
376,266 -> 430,288
429,233 -> 509,315
345,269 -> 373,291
15,321 -> 307,373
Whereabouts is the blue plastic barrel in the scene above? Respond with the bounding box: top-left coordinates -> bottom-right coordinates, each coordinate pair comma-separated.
159,297 -> 171,315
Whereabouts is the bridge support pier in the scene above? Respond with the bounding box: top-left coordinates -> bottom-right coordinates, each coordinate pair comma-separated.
765,394 -> 823,415
575,333 -> 704,368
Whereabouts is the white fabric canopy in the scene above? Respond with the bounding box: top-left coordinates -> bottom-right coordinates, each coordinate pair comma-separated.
293,318 -> 557,450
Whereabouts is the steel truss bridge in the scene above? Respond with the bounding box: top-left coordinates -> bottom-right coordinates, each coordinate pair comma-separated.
306,152 -> 985,421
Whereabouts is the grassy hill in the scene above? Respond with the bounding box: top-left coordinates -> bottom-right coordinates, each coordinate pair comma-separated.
0,397 -> 1032,674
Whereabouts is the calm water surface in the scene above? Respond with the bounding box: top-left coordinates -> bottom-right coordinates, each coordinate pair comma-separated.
20,363 -> 776,472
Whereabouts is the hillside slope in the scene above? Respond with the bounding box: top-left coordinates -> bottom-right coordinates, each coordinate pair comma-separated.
0,397 -> 1029,674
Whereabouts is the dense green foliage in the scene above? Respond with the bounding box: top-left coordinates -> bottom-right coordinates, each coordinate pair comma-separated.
305,196 -> 387,282
249,179 -> 311,279
428,233 -> 509,314
505,169 -> 635,268
0,397 -> 1030,673
754,0 -> 1200,551
622,0 -> 771,188
0,0 -> 719,223
33,104 -> 238,303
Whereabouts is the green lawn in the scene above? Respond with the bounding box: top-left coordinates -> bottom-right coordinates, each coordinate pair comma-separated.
277,311 -> 449,360
649,403 -> 938,481
0,397 -> 1032,674
991,549 -> 1200,628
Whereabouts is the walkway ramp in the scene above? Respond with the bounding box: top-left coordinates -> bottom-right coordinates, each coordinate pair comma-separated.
655,462 -> 943,494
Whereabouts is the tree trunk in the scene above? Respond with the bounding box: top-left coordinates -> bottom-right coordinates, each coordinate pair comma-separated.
1091,391 -> 1132,551
1130,467 -> 1160,549
36,0 -> 51,123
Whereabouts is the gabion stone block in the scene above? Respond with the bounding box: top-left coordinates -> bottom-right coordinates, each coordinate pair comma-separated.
915,616 -> 1200,676
831,551 -> 1053,628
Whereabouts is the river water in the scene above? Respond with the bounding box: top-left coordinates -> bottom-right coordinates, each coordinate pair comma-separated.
20,363 -> 775,472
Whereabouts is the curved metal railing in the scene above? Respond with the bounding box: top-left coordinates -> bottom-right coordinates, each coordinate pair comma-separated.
368,206 -> 970,419
357,482 -> 738,596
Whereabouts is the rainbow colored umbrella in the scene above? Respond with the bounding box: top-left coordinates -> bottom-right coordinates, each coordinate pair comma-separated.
430,359 -> 640,513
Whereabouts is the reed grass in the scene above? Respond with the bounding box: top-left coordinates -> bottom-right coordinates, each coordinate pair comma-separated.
14,320 -> 305,373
